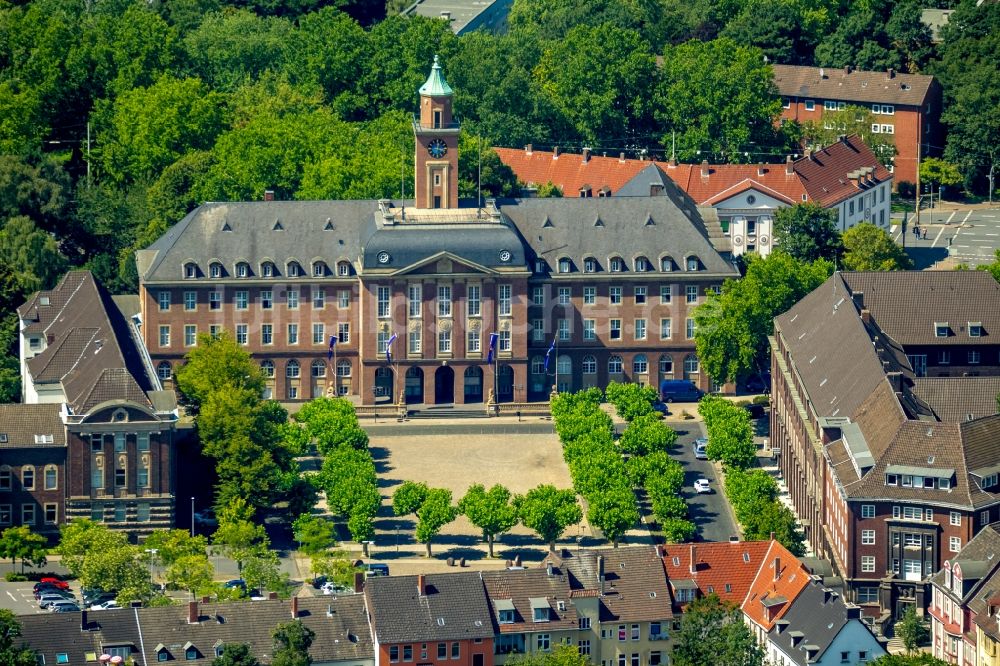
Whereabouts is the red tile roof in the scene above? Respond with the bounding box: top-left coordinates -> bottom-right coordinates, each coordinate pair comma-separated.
665,163 -> 806,205
794,135 -> 893,207
662,541 -> 772,607
740,541 -> 813,631
493,147 -> 649,196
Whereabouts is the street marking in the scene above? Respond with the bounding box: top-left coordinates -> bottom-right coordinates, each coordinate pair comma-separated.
6,591 -> 16,601
946,211 -> 957,225
955,244 -> 970,248
932,225 -> 947,248
987,233 -> 999,237
963,211 -> 973,224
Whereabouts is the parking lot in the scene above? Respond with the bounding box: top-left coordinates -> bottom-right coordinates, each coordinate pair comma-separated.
0,580 -> 79,616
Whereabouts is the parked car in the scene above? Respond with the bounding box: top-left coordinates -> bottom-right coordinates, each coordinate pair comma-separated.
321,582 -> 355,596
83,590 -> 115,605
693,437 -> 709,460
39,594 -> 75,608
694,478 -> 712,494
193,509 -> 218,527
660,379 -> 704,403
49,600 -> 81,613
33,584 -> 70,599
743,402 -> 767,419
90,600 -> 119,611
364,563 -> 390,578
34,578 -> 70,592
651,402 -> 670,415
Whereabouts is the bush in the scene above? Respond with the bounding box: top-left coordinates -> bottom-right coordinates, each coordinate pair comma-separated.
5,572 -> 28,582
605,381 -> 658,421
661,517 -> 697,543
897,181 -> 916,199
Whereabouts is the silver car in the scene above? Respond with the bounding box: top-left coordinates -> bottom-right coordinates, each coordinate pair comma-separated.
38,593 -> 75,609
48,599 -> 81,612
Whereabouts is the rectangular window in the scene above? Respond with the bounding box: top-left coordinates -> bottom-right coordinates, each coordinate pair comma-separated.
557,287 -> 571,305
0,505 -> 11,526
339,290 -> 350,308
287,289 -> 299,309
686,285 -> 698,303
158,325 -> 170,347
610,319 -> 622,340
861,556 -> 875,572
532,319 -> 545,342
862,530 -> 875,545
686,318 -> 696,339
137,503 -> 150,522
158,291 -> 171,311
465,330 -> 478,354
184,291 -> 196,311
532,286 -> 544,306
583,320 -> 596,340
43,466 -> 56,490
313,288 -> 325,309
236,324 -> 248,345
466,285 -> 480,317
950,511 -> 961,526
537,635 -> 550,652
390,647 -> 399,663
261,324 -> 273,345
312,323 -> 324,345
498,330 -> 510,352
184,325 -> 197,347
115,468 -> 126,487
982,510 -> 990,524
338,323 -> 350,344
862,504 -> 875,518
235,290 -> 248,310
438,644 -> 447,660
660,285 -> 672,303
137,466 -> 149,488
451,643 -> 459,659
409,328 -> 422,354
805,99 -> 815,111
634,286 -> 646,304
630,624 -> 639,641
22,504 -> 35,525
969,322 -> 983,337
438,285 -> 452,317
825,100 -> 838,111
558,319 -> 570,341
287,324 -> 298,345
583,287 -> 596,305
610,287 -> 622,305
969,350 -> 981,364
92,459 -> 104,489
578,641 -> 591,657
939,350 -> 950,364
950,536 -> 961,552
45,503 -> 57,524
403,646 -> 412,662
634,319 -> 646,340
498,284 -> 512,316
377,286 -> 390,318
438,329 -> 451,354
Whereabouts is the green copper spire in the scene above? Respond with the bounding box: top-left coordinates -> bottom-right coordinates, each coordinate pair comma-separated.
418,55 -> 453,97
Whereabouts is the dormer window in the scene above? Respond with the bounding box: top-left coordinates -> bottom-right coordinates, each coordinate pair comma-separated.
969,322 -> 983,337
661,257 -> 674,272
984,474 -> 998,489
287,261 -> 302,277
338,261 -> 351,276
635,257 -> 650,272
496,599 -> 515,624
313,261 -> 327,277
262,261 -> 275,277
209,262 -> 222,278
584,258 -> 597,273
236,262 -> 249,278
184,643 -> 199,660
184,262 -> 198,279
530,598 -> 550,622
686,256 -> 701,271
940,476 -> 952,490
558,258 -> 571,273
535,259 -> 547,273
935,322 -> 950,337
610,257 -> 624,272
886,473 -> 898,486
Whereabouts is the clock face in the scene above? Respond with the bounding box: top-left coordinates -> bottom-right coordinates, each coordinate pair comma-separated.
499,250 -> 511,262
377,251 -> 390,264
427,139 -> 448,159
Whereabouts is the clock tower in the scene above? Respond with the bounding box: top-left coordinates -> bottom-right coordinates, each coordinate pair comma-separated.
414,56 -> 459,209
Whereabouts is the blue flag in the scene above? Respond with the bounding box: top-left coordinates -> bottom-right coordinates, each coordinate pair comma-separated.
486,332 -> 499,364
543,338 -> 556,372
385,333 -> 397,364
327,335 -> 337,360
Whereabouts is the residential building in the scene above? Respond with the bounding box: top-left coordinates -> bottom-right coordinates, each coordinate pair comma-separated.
773,64 -> 941,186
495,134 -> 892,259
4,271 -> 178,539
661,540 -> 772,609
771,271 -> 1000,626
401,0 -> 512,35
16,595 -> 373,666
929,523 -> 1000,665
137,60 -> 736,405
741,541 -> 813,646
365,572 -> 495,666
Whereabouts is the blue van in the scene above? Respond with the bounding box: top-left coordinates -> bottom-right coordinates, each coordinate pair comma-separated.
659,379 -> 704,402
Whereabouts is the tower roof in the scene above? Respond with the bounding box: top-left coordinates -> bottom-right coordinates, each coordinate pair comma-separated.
419,55 -> 453,97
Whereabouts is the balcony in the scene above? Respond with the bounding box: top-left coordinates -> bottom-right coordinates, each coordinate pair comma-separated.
412,115 -> 461,133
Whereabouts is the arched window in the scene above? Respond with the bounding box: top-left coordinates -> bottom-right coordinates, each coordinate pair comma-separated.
633,354 -> 648,374
184,262 -> 198,279
659,355 -> 674,375
156,361 -> 172,381
686,256 -> 701,271
338,261 -> 351,277
684,354 -> 700,374
311,360 -> 326,377
556,355 -> 572,376
261,261 -> 276,278
44,465 -> 58,490
22,465 -> 35,490
0,465 -> 11,491
313,261 -> 327,277
558,258 -> 572,274
660,256 -> 674,272
609,256 -> 624,273
608,355 -> 623,374
583,257 -> 598,273
635,256 -> 650,272
260,360 -> 275,377
336,359 -> 352,377
287,261 -> 302,277
582,355 -> 597,374
235,262 -> 250,278
209,262 -> 223,278
286,360 -> 301,378
531,356 -> 545,375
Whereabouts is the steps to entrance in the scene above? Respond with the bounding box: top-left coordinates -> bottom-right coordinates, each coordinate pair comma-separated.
406,405 -> 490,419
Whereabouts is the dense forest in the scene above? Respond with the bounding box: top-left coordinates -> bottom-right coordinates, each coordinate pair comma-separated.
0,0 -> 998,401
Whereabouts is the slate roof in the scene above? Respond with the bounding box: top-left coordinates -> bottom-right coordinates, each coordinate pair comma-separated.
0,404 -> 65,448
18,271 -> 157,414
365,572 -> 494,644
769,578 -> 881,666
913,377 -> 1000,423
929,523 -> 1000,599
742,541 -> 813,631
772,64 -> 936,107
794,136 -> 893,208
959,526 -> 1000,642
482,566 -> 578,634
662,541 -> 772,607
545,546 -> 673,622
842,271 -> 1000,346
17,596 -> 373,666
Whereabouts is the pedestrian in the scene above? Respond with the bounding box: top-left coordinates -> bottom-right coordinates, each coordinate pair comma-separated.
923,229 -> 928,240
949,236 -> 953,246
913,224 -> 919,238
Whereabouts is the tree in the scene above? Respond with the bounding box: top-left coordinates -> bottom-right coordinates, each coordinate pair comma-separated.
618,414 -> 678,456
414,488 -> 459,557
292,514 -> 336,556
56,519 -> 129,578
241,549 -> 282,595
920,158 -> 962,201
143,529 -> 209,568
719,0 -> 820,66
0,610 -> 39,666
212,643 -> 261,666
704,407 -> 756,470
213,498 -> 269,575
655,39 -> 781,161
741,501 -> 806,556
671,594 -> 767,666
293,397 -> 369,455
311,553 -> 362,588
661,517 -> 697,544
693,251 -> 833,384
868,655 -> 950,666
0,216 -> 67,292
271,620 -> 315,666
507,644 -> 591,666
517,485 -> 583,551
81,545 -> 155,605
897,605 -> 929,653
392,481 -> 430,517
182,9 -> 293,91
587,488 -> 639,547
977,249 -> 1000,284
458,484 -> 519,557
166,554 -> 216,599
605,381 -> 658,421
457,134 -> 520,201
842,223 -> 913,271
773,203 -> 842,263
174,332 -> 266,411
0,526 -> 47,573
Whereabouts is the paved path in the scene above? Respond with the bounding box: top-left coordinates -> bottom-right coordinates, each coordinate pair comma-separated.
892,207 -> 1000,268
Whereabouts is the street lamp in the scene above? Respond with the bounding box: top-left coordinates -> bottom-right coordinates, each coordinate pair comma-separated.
144,548 -> 159,586
190,497 -> 195,537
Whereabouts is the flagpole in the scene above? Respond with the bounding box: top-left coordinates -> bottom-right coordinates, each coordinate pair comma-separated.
554,337 -> 558,394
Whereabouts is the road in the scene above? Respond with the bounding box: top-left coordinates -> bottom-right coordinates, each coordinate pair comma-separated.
892,207 -> 1000,268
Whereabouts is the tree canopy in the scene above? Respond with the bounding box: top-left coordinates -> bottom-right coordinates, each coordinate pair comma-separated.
773,202 -> 842,264
842,222 -> 913,271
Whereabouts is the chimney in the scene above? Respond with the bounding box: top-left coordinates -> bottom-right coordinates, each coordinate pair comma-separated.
819,67 -> 826,79
291,595 -> 299,619
860,308 -> 871,324
546,561 -> 554,577
268,591 -> 278,600
700,160 -> 709,178
353,571 -> 365,593
887,67 -> 895,79
619,152 -> 626,163
846,605 -> 861,620
597,555 -> 605,593
655,544 -> 665,558
851,290 -> 864,309
823,588 -> 832,604
773,557 -> 781,581
689,545 -> 697,574
525,143 -> 533,155
188,600 -> 199,624
263,189 -> 275,202
887,371 -> 903,395
582,148 -> 591,163
757,163 -> 766,177
650,183 -> 664,196
844,65 -> 852,74
417,574 -> 426,596
80,610 -> 89,632
785,155 -> 794,175
553,146 -> 560,158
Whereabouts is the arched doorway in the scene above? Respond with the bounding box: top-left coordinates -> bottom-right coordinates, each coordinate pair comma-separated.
405,367 -> 424,404
374,367 -> 393,403
497,365 -> 514,402
435,366 -> 455,404
464,366 -> 483,403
